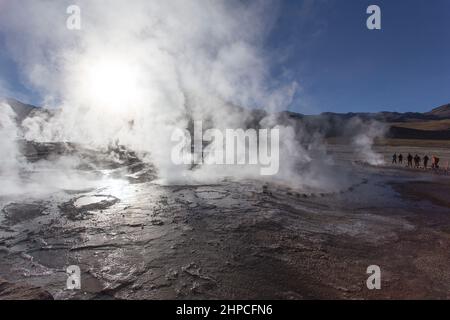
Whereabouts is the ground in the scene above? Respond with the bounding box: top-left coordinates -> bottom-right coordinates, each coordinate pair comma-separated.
0,141 -> 449,299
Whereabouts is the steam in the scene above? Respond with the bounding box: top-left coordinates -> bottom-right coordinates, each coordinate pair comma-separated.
0,102 -> 21,184
0,101 -> 114,197
0,1 -> 384,193
0,0 -> 299,183
351,119 -> 386,166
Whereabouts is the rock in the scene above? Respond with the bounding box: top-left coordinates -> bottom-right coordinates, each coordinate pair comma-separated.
0,278 -> 53,300
150,219 -> 164,226
2,202 -> 46,224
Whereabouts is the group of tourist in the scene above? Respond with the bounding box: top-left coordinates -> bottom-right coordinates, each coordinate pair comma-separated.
392,153 -> 441,169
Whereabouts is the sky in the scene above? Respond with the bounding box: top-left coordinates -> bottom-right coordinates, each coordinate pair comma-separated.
0,0 -> 449,114
268,0 -> 450,114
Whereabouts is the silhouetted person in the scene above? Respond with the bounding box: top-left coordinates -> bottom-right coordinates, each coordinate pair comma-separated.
423,155 -> 429,169
398,154 -> 403,164
432,155 -> 440,169
392,153 -> 397,164
407,153 -> 413,167
414,154 -> 421,168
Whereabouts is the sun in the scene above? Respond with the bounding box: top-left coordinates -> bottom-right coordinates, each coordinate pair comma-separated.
80,58 -> 141,114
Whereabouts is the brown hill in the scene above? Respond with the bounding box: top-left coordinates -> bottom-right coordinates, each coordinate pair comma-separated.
424,103 -> 450,118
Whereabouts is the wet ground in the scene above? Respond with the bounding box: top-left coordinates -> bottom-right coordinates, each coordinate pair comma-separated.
0,142 -> 449,299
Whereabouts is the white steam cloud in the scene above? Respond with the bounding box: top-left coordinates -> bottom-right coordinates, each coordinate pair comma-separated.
0,102 -> 21,184
0,0 -> 384,192
0,0 -> 302,185
351,119 -> 386,166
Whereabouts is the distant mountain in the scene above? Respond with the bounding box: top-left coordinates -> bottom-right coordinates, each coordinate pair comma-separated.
388,126 -> 450,140
268,102 -> 450,140
424,103 -> 450,118
3,97 -> 450,140
1,98 -> 38,123
317,110 -> 443,123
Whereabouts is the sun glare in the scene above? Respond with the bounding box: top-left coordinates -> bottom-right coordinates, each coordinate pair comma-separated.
82,58 -> 140,113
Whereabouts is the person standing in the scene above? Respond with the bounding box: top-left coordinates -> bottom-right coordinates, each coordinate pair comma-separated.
407,153 -> 413,167
432,155 -> 440,169
392,153 -> 397,164
398,154 -> 403,164
414,154 -> 421,168
423,155 -> 429,169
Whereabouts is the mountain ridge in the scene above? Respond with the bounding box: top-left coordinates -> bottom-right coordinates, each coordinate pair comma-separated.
2,98 -> 450,140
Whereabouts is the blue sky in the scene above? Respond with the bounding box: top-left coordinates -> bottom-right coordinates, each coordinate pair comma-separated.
1,0 -> 449,114
0,33 -> 33,102
268,0 -> 450,114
